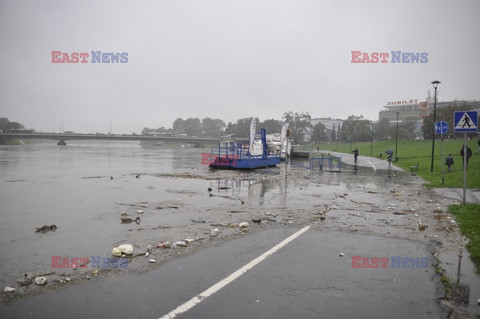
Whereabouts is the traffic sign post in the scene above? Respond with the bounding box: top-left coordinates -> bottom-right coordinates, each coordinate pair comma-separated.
435,121 -> 448,135
435,121 -> 449,184
454,111 -> 478,204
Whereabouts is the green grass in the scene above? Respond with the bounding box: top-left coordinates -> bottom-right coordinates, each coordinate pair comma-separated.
449,203 -> 480,274
313,139 -> 480,188
0,138 -> 22,145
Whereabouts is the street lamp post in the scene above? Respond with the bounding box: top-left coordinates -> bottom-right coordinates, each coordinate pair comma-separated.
430,80 -> 441,172
370,122 -> 374,156
395,111 -> 399,162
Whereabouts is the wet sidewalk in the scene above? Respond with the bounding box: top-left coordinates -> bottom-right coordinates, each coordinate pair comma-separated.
432,188 -> 480,204
316,150 -> 402,171
0,227 -> 448,319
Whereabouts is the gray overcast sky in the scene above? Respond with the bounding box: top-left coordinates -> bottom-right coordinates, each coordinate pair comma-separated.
1,0 -> 479,133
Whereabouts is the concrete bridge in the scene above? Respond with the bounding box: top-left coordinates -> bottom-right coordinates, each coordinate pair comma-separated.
0,132 -> 221,145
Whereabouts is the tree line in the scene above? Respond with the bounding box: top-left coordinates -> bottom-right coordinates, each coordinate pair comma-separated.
143,102 -> 480,144
142,112 -> 316,144
0,117 -> 25,132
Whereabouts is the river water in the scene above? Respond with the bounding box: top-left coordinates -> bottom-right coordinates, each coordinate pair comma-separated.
0,141 -> 406,290
3,141 -> 480,317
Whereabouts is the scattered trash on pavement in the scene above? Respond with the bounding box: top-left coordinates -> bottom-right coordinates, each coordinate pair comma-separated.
173,241 -> 188,248
112,247 -> 122,257
418,221 -> 428,230
121,217 -> 141,224
157,241 -> 171,248
35,225 -> 57,233
117,244 -> 134,255
16,276 -> 32,286
34,276 -> 47,285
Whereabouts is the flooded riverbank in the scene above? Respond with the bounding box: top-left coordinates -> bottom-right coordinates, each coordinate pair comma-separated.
1,141 -> 478,317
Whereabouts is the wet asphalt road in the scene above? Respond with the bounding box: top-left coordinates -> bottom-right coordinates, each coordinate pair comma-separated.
0,227 -> 446,319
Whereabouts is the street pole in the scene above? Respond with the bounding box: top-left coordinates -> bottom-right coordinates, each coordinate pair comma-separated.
395,111 -> 399,162
430,81 -> 440,172
370,123 -> 373,156
441,133 -> 445,184
463,134 -> 467,204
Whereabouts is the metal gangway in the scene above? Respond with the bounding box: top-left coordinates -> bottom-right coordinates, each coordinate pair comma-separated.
309,156 -> 342,172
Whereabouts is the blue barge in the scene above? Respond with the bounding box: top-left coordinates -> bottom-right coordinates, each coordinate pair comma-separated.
209,128 -> 281,169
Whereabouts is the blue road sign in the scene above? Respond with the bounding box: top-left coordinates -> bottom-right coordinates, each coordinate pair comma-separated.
454,111 -> 478,133
435,121 -> 448,134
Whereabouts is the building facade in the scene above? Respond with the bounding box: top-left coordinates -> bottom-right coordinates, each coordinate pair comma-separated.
379,92 -> 480,122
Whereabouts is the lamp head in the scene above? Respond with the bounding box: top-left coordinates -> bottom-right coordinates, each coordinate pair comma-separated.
431,80 -> 441,89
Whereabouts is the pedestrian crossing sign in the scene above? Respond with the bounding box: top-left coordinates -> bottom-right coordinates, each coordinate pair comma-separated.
454,111 -> 478,132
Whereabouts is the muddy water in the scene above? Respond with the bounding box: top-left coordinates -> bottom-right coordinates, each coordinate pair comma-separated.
0,142 -> 398,283
0,141 -> 478,316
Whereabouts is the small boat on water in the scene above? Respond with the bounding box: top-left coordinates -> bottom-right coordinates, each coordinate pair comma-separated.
208,119 -> 281,169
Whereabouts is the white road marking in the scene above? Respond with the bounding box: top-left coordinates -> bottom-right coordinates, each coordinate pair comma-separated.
159,225 -> 311,319
359,157 -> 377,171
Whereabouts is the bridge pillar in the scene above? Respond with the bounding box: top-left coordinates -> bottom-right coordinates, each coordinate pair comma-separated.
57,141 -> 67,146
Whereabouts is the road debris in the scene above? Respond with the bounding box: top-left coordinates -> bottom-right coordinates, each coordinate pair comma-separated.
252,218 -> 262,224
35,225 -> 57,233
418,222 -> 428,230
156,206 -> 179,210
208,193 -> 244,204
173,241 -> 188,248
112,246 -> 126,257
4,287 -> 15,293
117,244 -> 134,255
16,276 -> 32,287
34,277 -> 47,285
239,222 -> 249,229
121,217 -> 141,224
